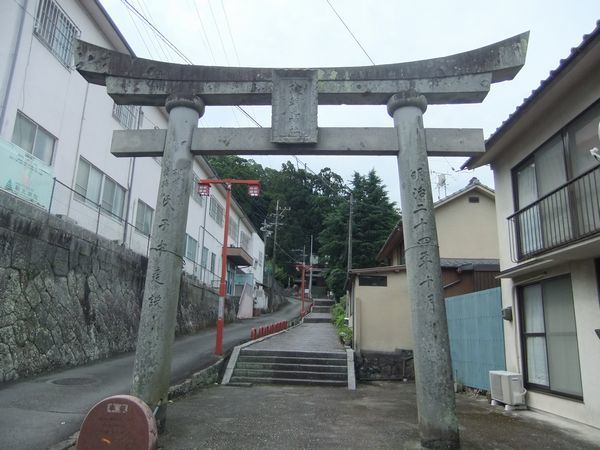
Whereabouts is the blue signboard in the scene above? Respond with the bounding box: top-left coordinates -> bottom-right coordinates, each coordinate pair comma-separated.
0,136 -> 53,209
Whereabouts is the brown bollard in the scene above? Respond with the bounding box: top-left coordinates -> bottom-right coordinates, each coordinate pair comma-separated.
76,395 -> 157,450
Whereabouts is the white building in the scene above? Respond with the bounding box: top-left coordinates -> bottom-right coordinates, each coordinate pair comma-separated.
464,22 -> 600,428
0,0 -> 264,293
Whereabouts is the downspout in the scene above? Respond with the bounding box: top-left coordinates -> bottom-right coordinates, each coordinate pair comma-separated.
0,0 -> 29,136
67,82 -> 90,216
199,193 -> 209,283
122,108 -> 143,244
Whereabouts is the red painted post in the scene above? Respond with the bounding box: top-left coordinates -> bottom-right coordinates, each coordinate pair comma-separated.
300,265 -> 306,318
215,186 -> 232,356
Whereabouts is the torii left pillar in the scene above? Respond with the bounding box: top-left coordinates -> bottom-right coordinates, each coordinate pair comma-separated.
131,95 -> 204,431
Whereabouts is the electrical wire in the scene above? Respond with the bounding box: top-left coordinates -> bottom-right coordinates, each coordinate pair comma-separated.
220,0 -> 241,65
207,0 -> 230,65
325,0 -> 375,65
189,0 -> 217,64
119,0 -> 262,126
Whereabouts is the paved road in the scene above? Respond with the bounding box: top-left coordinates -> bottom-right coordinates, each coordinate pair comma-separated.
0,298 -> 304,450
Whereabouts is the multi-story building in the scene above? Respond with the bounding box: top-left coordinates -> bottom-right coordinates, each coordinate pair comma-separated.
0,0 -> 264,294
463,22 -> 600,427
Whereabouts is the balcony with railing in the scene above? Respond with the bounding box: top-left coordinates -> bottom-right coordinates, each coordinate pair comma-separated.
508,164 -> 600,262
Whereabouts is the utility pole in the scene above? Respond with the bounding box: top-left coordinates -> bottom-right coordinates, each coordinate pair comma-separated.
347,193 -> 353,274
308,234 -> 313,299
272,199 -> 279,271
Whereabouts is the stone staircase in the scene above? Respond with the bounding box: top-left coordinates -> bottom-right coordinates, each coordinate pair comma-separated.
228,349 -> 348,386
304,298 -> 335,323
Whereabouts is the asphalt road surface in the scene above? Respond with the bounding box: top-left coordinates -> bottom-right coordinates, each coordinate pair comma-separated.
0,298 -> 304,450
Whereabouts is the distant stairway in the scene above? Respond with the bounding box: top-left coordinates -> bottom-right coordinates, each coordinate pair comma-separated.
229,349 -> 348,386
304,298 -> 335,323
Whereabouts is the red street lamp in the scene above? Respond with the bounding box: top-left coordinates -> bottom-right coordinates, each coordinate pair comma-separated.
197,178 -> 260,355
295,263 -> 312,318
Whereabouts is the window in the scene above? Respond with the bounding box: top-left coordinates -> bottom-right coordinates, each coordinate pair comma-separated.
191,173 -> 206,206
258,251 -> 263,267
34,0 -> 79,67
209,196 -> 224,226
468,196 -> 480,203
102,178 -> 125,219
228,219 -> 239,243
512,101 -> 600,258
519,275 -> 583,398
210,252 -> 216,273
74,158 -> 126,220
240,230 -> 250,251
75,159 -> 102,204
201,246 -> 209,268
185,235 -> 197,262
358,275 -> 388,287
135,200 -> 153,236
112,104 -> 141,130
11,112 -> 56,165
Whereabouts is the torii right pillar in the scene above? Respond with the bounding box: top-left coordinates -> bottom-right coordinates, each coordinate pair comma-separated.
389,90 -> 459,449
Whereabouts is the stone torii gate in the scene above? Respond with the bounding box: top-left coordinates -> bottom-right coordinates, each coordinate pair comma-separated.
75,32 -> 528,448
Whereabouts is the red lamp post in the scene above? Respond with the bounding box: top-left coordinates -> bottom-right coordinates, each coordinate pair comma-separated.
295,263 -> 312,318
197,178 -> 260,355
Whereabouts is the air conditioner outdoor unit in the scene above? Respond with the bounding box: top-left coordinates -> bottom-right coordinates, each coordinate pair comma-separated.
489,370 -> 526,410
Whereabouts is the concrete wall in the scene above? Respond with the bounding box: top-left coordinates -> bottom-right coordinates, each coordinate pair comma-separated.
353,271 -> 413,353
0,0 -> 265,295
0,192 -> 234,384
435,190 -> 499,259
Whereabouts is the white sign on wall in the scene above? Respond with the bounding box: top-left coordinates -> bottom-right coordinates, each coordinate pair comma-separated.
0,136 -> 53,209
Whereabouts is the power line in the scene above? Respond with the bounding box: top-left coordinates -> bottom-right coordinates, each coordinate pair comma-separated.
120,0 -> 192,63
207,0 -> 230,65
220,0 -> 241,65
325,0 -> 375,65
118,0 -> 262,126
189,0 -> 217,64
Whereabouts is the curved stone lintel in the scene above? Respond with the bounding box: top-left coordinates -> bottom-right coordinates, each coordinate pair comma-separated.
76,30 -> 528,90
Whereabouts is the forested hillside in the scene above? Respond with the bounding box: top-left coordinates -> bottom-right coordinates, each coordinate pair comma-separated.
207,156 -> 399,296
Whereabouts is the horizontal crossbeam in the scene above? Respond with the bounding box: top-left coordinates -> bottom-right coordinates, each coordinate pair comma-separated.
110,127 -> 484,157
106,73 -> 492,106
77,31 -> 528,107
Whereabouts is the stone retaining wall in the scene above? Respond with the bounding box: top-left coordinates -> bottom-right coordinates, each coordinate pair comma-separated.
0,192 -> 234,383
355,349 -> 415,381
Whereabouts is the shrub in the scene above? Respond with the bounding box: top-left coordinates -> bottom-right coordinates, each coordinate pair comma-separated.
331,297 -> 353,346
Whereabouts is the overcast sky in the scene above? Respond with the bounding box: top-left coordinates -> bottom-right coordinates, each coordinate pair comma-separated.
100,0 -> 598,207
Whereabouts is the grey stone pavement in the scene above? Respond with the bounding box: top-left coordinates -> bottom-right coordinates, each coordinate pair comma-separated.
157,307 -> 600,449
248,320 -> 345,353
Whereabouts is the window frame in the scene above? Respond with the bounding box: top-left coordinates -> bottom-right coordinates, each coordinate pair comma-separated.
209,196 -> 224,227
185,234 -> 198,262
11,111 -> 56,166
112,103 -> 141,130
74,158 -> 127,222
34,0 -> 80,68
517,274 -> 583,401
512,100 -> 600,212
135,200 -> 154,236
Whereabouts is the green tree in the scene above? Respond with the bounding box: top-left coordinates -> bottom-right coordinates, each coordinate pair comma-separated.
319,169 -> 399,298
351,170 -> 400,268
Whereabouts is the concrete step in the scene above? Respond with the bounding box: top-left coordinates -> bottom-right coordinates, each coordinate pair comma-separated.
303,315 -> 331,323
232,368 -> 347,381
238,355 -> 346,366
311,306 -> 331,313
313,299 -> 335,307
235,362 -> 347,373
240,349 -> 346,360
229,376 -> 348,387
